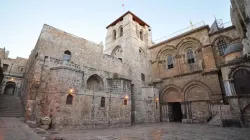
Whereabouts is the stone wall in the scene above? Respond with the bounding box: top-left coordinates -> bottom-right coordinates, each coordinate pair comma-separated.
220,61 -> 250,124
141,87 -> 160,123
0,50 -> 27,96
21,21 -> 159,129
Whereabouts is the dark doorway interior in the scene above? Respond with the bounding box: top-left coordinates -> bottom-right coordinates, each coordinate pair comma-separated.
172,102 -> 183,122
4,81 -> 16,95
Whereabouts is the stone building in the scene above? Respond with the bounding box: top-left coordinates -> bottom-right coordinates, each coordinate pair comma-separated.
21,12 -> 159,129
12,9 -> 250,129
0,48 -> 26,96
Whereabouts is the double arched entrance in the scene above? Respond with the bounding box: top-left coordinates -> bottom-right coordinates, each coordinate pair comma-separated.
4,81 -> 16,95
160,82 -> 211,123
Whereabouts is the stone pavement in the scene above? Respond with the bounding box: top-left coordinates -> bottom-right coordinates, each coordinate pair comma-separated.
0,117 -> 42,140
50,123 -> 250,140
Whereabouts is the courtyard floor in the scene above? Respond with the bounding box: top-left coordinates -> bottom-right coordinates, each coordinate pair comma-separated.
0,117 -> 41,140
50,122 -> 250,140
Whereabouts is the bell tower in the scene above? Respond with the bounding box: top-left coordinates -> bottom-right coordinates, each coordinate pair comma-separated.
104,11 -> 153,123
104,11 -> 152,69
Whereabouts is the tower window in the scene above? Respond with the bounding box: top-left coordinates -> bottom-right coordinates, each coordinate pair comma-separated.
63,50 -> 71,61
186,49 -> 195,64
119,26 -> 123,37
113,30 -> 116,40
140,30 -> 143,41
167,55 -> 174,69
66,94 -> 73,105
100,97 -> 105,107
141,73 -> 145,81
217,39 -> 227,56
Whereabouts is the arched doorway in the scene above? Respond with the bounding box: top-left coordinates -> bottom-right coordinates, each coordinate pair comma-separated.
242,104 -> 250,125
160,86 -> 183,122
184,83 -> 211,123
233,69 -> 250,95
4,81 -> 16,95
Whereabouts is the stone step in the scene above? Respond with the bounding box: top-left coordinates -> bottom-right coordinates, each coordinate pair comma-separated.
0,95 -> 24,118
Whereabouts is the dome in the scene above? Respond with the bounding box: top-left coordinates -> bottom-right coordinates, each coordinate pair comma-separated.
224,42 -> 243,56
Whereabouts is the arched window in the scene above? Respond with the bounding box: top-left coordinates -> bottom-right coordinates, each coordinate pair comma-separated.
233,69 -> 250,95
140,30 -> 143,41
124,99 -> 128,105
111,46 -> 123,60
119,26 -> 123,37
63,50 -> 71,61
113,30 -> 116,40
141,73 -> 145,81
66,94 -> 73,105
217,39 -> 227,56
167,55 -> 174,69
101,97 -> 105,107
186,49 -> 195,64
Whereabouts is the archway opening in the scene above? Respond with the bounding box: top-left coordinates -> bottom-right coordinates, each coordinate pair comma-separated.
242,104 -> 250,125
4,81 -> 16,95
87,74 -> 104,92
233,69 -> 250,95
185,85 -> 210,123
168,102 -> 183,122
161,87 -> 183,122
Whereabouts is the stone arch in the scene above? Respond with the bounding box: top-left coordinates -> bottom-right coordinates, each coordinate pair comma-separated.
183,81 -> 211,102
229,67 -> 250,95
183,81 -> 212,122
212,35 -> 233,56
156,45 -> 176,62
242,104 -> 250,124
160,85 -> 182,103
228,66 -> 250,79
87,74 -> 104,92
4,81 -> 16,95
111,45 -> 123,60
176,37 -> 202,55
211,35 -> 233,46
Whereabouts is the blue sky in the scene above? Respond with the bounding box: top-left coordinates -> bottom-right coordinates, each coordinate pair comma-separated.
1,0 -> 231,58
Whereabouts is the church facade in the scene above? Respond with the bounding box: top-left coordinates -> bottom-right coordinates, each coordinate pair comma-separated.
3,9 -> 248,129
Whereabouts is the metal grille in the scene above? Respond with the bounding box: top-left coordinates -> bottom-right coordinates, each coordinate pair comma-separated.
187,49 -> 195,64
217,39 -> 227,56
